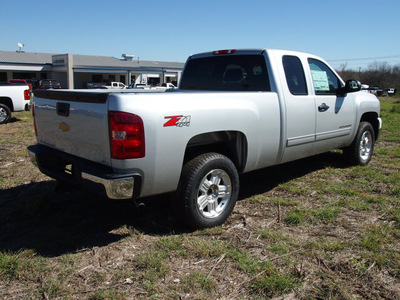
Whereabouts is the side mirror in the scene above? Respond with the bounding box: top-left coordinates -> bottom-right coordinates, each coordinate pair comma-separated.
337,79 -> 361,96
343,79 -> 361,93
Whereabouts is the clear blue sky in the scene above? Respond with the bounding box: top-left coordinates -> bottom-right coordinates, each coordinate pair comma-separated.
2,0 -> 400,70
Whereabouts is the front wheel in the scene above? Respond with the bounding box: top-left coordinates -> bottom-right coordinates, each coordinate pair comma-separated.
174,153 -> 239,229
343,122 -> 375,166
0,104 -> 11,124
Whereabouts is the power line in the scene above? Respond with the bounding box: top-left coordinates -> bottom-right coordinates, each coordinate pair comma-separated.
332,60 -> 400,67
327,54 -> 400,62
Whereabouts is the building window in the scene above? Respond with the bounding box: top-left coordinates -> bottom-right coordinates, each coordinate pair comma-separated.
12,72 -> 37,79
92,74 -> 102,83
0,72 -> 7,81
148,77 -> 160,86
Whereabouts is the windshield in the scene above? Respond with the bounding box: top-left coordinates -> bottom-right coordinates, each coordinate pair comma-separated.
180,55 -> 270,91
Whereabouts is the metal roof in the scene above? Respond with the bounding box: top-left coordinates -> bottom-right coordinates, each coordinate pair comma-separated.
0,50 -> 184,69
0,51 -> 54,64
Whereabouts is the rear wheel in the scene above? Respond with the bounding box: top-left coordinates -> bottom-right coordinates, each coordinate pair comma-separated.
0,104 -> 11,124
174,153 -> 239,229
344,122 -> 375,165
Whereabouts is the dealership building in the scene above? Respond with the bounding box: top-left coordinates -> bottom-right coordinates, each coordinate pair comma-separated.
0,50 -> 185,89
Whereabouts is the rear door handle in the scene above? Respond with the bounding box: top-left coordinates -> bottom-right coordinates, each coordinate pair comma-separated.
318,103 -> 330,112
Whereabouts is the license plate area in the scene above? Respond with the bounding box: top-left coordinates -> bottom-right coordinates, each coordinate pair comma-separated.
39,153 -> 81,185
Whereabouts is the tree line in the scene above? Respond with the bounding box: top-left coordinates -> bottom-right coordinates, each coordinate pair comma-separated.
336,61 -> 400,92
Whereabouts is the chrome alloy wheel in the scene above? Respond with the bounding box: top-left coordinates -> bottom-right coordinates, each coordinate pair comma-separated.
0,107 -> 7,123
359,130 -> 373,161
196,169 -> 232,219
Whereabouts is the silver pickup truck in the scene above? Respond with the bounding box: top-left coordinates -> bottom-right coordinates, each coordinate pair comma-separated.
28,49 -> 381,228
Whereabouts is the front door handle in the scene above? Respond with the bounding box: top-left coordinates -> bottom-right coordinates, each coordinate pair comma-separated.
318,103 -> 330,112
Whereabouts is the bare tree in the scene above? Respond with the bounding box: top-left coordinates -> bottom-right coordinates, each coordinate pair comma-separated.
337,61 -> 400,92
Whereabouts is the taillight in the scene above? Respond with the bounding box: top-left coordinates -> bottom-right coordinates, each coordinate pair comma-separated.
212,49 -> 236,55
24,89 -> 30,100
109,112 -> 145,159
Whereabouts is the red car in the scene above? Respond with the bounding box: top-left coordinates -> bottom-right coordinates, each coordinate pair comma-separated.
8,79 -> 32,91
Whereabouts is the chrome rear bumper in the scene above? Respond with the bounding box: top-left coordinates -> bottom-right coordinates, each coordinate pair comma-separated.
28,144 -> 138,200
81,172 -> 134,200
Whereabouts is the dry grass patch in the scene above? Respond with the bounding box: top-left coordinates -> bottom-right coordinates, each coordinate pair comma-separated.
1,98 -> 399,299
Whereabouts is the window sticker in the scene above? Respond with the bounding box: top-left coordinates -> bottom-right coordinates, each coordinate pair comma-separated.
311,70 -> 330,91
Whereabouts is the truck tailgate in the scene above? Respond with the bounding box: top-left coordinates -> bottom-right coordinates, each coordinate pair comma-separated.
33,90 -> 111,166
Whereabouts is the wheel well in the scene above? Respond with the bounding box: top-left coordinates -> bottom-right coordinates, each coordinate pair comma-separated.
360,112 -> 380,140
184,131 -> 247,173
0,97 -> 13,111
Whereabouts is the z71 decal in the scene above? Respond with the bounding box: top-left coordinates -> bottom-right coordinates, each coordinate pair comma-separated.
164,115 -> 191,127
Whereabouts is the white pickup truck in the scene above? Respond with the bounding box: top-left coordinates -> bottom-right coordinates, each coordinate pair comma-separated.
28,49 -> 381,228
105,82 -> 126,89
0,84 -> 31,124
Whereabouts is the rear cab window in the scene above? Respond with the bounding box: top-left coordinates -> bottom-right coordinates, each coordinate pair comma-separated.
282,55 -> 308,95
180,54 -> 271,91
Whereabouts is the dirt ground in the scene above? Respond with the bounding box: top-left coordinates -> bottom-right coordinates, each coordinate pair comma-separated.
1,111 -> 399,299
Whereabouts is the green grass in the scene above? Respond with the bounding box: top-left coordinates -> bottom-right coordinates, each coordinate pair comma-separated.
284,205 -> 341,225
1,98 -> 399,299
250,267 -> 300,298
185,236 -> 228,257
0,250 -> 47,281
182,271 -> 216,294
135,251 -> 169,278
358,223 -> 400,274
380,98 -> 400,142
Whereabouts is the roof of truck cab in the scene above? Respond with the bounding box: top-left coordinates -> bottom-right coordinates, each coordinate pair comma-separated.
189,49 -> 266,59
188,48 -> 321,59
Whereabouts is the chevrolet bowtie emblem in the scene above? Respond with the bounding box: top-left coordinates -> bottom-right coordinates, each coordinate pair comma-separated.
59,122 -> 70,132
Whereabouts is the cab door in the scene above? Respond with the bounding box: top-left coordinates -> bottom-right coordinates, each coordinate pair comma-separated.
280,55 -> 316,163
308,58 -> 356,154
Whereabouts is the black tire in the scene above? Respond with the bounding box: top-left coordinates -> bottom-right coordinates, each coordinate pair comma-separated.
0,103 -> 11,124
343,122 -> 375,166
174,152 -> 239,229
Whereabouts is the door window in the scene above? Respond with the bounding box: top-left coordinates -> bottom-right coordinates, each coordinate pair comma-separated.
308,58 -> 342,95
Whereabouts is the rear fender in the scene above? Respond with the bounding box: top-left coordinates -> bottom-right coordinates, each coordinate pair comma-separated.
184,131 -> 248,173
0,97 -> 13,111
